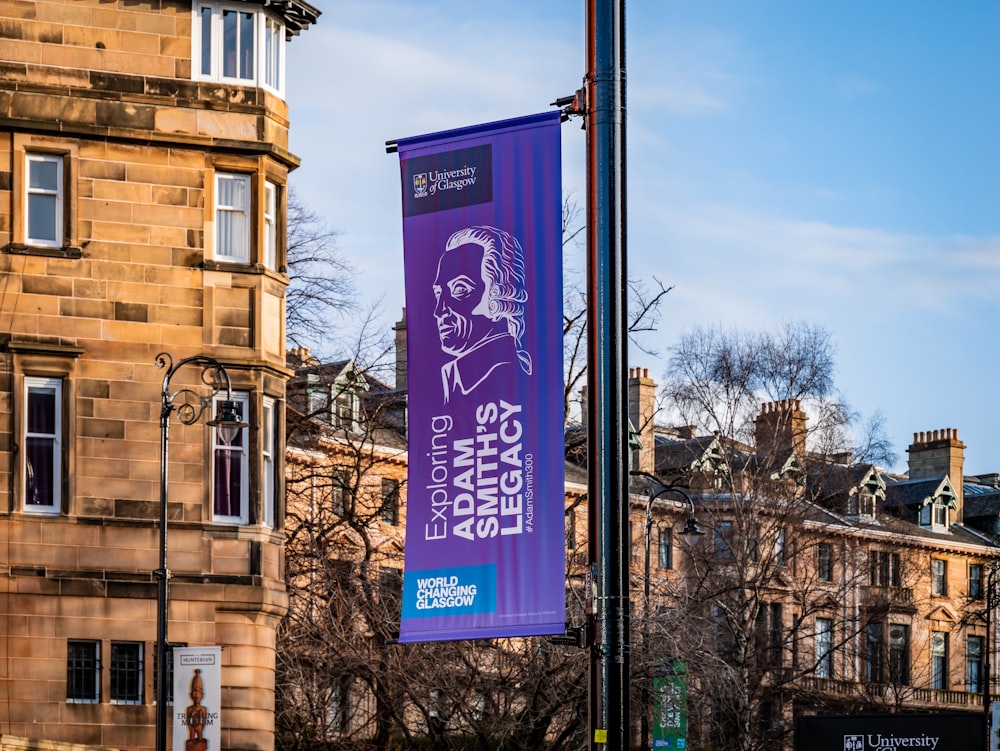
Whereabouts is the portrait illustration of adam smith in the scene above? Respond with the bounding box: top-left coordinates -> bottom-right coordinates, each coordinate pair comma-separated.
433,225 -> 532,404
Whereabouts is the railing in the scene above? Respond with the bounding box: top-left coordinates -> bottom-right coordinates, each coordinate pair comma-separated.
790,674 -> 983,708
860,585 -> 915,609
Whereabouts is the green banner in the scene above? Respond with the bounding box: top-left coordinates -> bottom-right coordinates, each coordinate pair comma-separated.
652,660 -> 687,749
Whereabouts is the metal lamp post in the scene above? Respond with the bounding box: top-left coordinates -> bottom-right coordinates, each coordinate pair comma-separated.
154,352 -> 247,751
985,561 -> 999,748
630,470 -> 703,751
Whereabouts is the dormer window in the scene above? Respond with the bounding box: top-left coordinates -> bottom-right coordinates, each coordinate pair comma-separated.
193,3 -> 286,95
920,495 -> 954,531
849,468 -> 885,520
303,364 -> 367,432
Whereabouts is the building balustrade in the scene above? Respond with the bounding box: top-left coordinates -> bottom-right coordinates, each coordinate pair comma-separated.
860,585 -> 915,610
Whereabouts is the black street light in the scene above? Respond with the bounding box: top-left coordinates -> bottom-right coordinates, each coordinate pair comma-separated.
985,562 -> 999,744
154,353 -> 247,751
630,470 -> 703,751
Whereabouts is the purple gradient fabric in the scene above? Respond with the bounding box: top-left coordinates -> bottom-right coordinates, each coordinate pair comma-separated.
396,112 -> 565,642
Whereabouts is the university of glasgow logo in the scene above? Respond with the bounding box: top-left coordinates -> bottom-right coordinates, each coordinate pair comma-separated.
844,736 -> 863,751
413,173 -> 428,198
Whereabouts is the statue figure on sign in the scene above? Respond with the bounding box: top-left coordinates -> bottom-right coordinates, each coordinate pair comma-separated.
185,668 -> 209,751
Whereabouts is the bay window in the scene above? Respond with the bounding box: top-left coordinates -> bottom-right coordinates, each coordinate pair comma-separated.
194,3 -> 286,95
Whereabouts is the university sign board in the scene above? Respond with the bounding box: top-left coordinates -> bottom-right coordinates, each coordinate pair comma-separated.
796,712 -> 985,751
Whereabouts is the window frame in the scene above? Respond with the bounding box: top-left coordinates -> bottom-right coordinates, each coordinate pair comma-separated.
381,478 -> 400,526
866,622 -> 884,684
212,391 -> 250,525
870,550 -> 900,587
264,180 -> 278,270
657,526 -> 673,570
713,520 -> 734,561
930,631 -> 948,690
66,640 -> 101,704
817,542 -> 833,582
25,152 -> 64,248
262,396 -> 277,529
110,641 -> 144,705
815,617 -> 833,679
967,635 -> 984,693
775,526 -> 787,566
932,558 -> 947,596
23,376 -> 63,515
888,623 -> 910,686
969,563 -> 983,600
193,3 -> 286,95
214,172 -> 251,262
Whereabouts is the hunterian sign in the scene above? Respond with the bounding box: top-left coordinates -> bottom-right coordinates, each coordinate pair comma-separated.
796,713 -> 984,751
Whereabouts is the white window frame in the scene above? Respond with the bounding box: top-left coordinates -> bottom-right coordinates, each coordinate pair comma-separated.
23,376 -> 62,514
25,153 -> 64,248
193,3 -> 286,95
815,617 -> 833,678
931,631 -> 948,690
214,172 -> 251,262
262,396 -> 276,529
967,635 -> 984,693
264,180 -> 277,270
932,558 -> 947,596
212,391 -> 249,524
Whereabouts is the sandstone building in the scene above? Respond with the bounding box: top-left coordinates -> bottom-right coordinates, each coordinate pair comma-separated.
277,336 -> 1000,750
0,1 -> 318,749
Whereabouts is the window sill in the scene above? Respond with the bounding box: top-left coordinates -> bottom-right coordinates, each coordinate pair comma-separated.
202,259 -> 272,275
6,243 -> 83,259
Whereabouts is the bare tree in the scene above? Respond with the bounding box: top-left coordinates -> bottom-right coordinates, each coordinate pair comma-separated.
285,189 -> 357,353
560,195 -> 672,424
631,322 -> 898,751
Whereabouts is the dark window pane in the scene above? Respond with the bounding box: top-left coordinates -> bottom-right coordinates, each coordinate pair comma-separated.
111,642 -> 143,703
29,159 -> 59,190
239,12 -> 254,79
25,436 -> 54,506
200,6 -> 212,75
67,641 -> 99,702
28,194 -> 57,242
214,448 -> 243,517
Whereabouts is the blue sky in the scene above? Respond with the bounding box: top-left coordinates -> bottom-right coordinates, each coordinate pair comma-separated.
286,2 -> 999,474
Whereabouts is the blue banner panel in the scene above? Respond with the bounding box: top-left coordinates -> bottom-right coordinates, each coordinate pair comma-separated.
396,111 -> 565,642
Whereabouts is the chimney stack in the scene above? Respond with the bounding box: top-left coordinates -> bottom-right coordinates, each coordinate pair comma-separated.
754,399 -> 807,464
394,309 -> 407,390
908,428 -> 965,521
628,367 -> 657,473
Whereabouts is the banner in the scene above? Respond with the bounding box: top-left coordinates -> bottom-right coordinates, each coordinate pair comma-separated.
172,646 -> 221,751
395,111 -> 565,642
652,661 -> 688,749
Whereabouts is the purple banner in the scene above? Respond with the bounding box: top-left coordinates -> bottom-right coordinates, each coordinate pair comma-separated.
396,112 -> 565,642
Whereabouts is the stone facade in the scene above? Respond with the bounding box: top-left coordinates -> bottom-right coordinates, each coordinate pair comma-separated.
0,1 -> 317,749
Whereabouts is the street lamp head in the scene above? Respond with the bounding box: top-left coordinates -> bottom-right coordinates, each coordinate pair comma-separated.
208,399 -> 248,445
679,516 -> 705,537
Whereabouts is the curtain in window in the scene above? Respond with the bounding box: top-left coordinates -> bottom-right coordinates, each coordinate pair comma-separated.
216,176 -> 247,259
214,441 -> 243,518
26,386 -> 56,506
